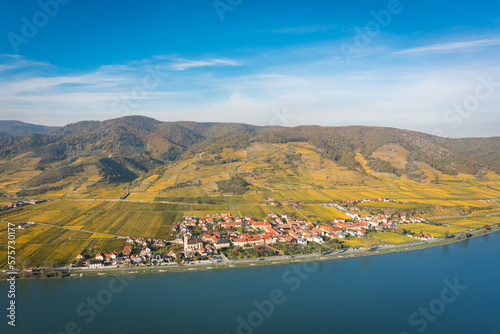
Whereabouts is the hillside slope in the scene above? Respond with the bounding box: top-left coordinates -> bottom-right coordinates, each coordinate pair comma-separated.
0,116 -> 498,199
0,120 -> 58,137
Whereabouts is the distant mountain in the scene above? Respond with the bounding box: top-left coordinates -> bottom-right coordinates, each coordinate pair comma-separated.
0,120 -> 58,137
0,116 -> 498,195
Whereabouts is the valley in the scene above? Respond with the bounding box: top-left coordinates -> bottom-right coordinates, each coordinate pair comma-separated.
0,118 -> 499,272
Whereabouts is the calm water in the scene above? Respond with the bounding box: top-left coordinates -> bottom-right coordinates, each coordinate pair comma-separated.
2,232 -> 500,334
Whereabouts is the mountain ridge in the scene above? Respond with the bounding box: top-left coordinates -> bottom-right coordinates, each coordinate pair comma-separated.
0,120 -> 59,137
0,115 -> 498,198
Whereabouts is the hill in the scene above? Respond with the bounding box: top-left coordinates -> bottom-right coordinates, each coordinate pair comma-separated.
0,120 -> 58,137
0,115 -> 498,200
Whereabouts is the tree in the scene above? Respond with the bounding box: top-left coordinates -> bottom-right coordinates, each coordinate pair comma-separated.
175,252 -> 183,263
484,224 -> 491,231
17,255 -> 30,278
231,247 -> 240,258
444,230 -> 450,239
40,259 -> 55,278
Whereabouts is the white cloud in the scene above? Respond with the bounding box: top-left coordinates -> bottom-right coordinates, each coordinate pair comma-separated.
169,58 -> 240,71
0,44 -> 499,138
394,38 -> 500,54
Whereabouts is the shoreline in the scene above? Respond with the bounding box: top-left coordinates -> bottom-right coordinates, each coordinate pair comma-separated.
3,225 -> 499,281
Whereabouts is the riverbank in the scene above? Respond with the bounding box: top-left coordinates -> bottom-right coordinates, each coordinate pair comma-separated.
3,224 -> 499,281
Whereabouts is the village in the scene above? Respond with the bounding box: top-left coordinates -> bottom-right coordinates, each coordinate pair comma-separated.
76,198 -> 431,268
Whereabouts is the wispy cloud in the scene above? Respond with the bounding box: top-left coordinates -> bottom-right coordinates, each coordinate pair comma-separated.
0,54 -> 50,71
0,55 -> 242,124
1,42 -> 499,138
394,38 -> 500,54
169,58 -> 240,71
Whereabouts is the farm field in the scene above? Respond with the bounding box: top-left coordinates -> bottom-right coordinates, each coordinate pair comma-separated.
0,142 -> 500,269
435,216 -> 500,229
357,202 -> 431,211
3,142 -> 499,205
0,200 -> 189,268
370,232 -> 419,244
301,204 -> 350,221
236,204 -> 272,220
341,237 -> 382,249
403,223 -> 467,238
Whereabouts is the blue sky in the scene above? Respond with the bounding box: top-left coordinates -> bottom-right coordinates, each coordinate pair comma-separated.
1,0 -> 499,137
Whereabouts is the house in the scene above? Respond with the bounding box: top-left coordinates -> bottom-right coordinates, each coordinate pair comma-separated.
336,222 -> 350,229
262,235 -> 278,244
331,226 -> 344,234
167,250 -> 177,259
205,244 -> 215,254
151,254 -> 162,262
214,238 -> 231,249
232,237 -> 250,247
297,238 -> 308,246
140,247 -> 151,256
89,260 -> 103,268
312,235 -> 324,244
122,246 -> 132,256
95,253 -> 104,261
421,233 -> 434,240
249,221 -> 272,231
311,227 -> 323,235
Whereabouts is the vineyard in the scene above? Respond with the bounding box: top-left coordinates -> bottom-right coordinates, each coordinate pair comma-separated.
404,223 -> 467,238
341,237 -> 382,249
0,141 -> 499,269
370,232 -> 419,244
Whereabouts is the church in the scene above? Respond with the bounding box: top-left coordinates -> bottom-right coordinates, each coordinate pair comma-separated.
184,235 -> 203,252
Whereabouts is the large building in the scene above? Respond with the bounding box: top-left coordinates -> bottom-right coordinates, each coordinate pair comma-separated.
214,238 -> 231,249
184,235 -> 203,251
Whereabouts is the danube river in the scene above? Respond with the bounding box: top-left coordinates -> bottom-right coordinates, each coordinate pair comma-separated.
2,232 -> 500,334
